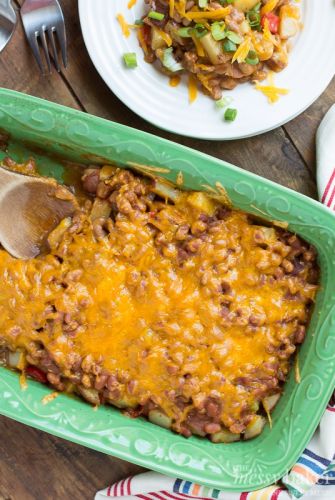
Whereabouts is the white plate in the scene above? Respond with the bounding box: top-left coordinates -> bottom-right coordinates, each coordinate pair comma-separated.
79,0 -> 335,140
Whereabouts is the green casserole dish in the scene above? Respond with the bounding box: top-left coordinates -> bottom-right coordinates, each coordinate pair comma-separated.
0,88 -> 334,492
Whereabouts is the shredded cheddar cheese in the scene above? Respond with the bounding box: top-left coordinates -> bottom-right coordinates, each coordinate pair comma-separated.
157,28 -> 172,47
116,14 -> 130,38
188,74 -> 198,103
169,0 -> 175,17
137,27 -> 148,55
169,75 -> 181,87
255,84 -> 289,103
176,171 -> 184,186
197,73 -> 212,93
185,7 -> 230,21
127,0 -> 137,9
261,0 -> 279,15
232,37 -> 251,64
42,392 -> 59,405
20,372 -> 28,391
262,18 -> 280,47
175,0 -> 186,17
295,353 -> 301,383
191,35 -> 205,57
263,401 -> 273,429
0,161 -> 318,440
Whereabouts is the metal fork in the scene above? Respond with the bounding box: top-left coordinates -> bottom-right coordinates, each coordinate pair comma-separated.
20,0 -> 67,74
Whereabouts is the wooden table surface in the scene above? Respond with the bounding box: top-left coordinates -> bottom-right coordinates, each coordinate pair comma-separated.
0,0 -> 334,498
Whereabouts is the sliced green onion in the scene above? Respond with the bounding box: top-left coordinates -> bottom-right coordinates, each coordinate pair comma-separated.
215,96 -> 233,108
246,11 -> 261,29
245,50 -> 259,65
223,39 -> 236,52
177,27 -> 192,37
211,22 -> 226,41
198,0 -> 208,7
148,11 -> 165,21
135,19 -> 144,26
123,52 -> 137,68
245,57 -> 259,65
194,23 -> 207,38
253,2 -> 261,12
224,108 -> 238,122
226,31 -> 243,44
162,47 -> 183,72
246,2 -> 261,30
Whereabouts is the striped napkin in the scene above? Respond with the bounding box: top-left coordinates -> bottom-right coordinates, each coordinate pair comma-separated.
96,106 -> 335,500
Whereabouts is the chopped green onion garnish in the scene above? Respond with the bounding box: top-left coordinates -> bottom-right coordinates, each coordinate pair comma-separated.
123,52 -> 137,68
246,11 -> 261,29
253,2 -> 261,12
177,27 -> 192,37
193,23 -> 207,38
161,47 -> 183,72
148,11 -> 165,21
224,108 -> 238,122
198,0 -> 208,7
223,39 -> 236,52
226,31 -> 243,44
245,50 -> 259,65
211,22 -> 226,41
215,96 -> 233,108
246,2 -> 261,30
135,19 -> 144,26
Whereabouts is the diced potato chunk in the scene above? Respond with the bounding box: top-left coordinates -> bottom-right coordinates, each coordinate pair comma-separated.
77,386 -> 100,405
7,350 -> 22,369
262,393 -> 281,412
152,179 -> 181,202
211,428 -> 241,443
148,409 -> 172,429
187,192 -> 217,215
279,17 -> 299,39
200,33 -> 224,65
151,28 -> 168,50
233,0 -> 259,12
100,165 -> 117,181
244,415 -> 266,440
47,217 -> 72,248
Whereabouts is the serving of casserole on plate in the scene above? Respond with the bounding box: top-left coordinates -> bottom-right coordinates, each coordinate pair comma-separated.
0,89 -> 335,491
79,0 -> 335,139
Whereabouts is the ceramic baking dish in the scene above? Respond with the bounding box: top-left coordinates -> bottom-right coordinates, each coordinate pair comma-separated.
0,88 -> 334,492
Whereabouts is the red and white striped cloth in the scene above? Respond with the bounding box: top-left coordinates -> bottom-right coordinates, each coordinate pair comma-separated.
96,105 -> 335,500
317,104 -> 335,209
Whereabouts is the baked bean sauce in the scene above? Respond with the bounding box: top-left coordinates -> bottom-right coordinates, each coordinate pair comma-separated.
0,160 -> 319,441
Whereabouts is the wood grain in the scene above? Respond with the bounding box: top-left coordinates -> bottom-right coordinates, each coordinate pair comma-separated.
0,416 -> 144,500
0,0 -> 330,498
284,78 -> 335,174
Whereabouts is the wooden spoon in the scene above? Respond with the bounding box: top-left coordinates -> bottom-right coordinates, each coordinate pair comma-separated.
0,166 -> 78,259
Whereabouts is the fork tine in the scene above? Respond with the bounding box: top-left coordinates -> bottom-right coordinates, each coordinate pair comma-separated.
54,19 -> 67,68
48,27 -> 60,72
26,31 -> 44,74
39,28 -> 51,74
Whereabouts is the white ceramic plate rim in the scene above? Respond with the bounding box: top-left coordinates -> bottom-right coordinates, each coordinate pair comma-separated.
79,0 -> 335,140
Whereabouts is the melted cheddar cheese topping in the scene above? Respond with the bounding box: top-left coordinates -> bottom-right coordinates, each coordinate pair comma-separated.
0,165 -> 318,436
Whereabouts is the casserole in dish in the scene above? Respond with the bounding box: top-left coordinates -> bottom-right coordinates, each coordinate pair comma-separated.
0,89 -> 334,491
0,159 -> 318,443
